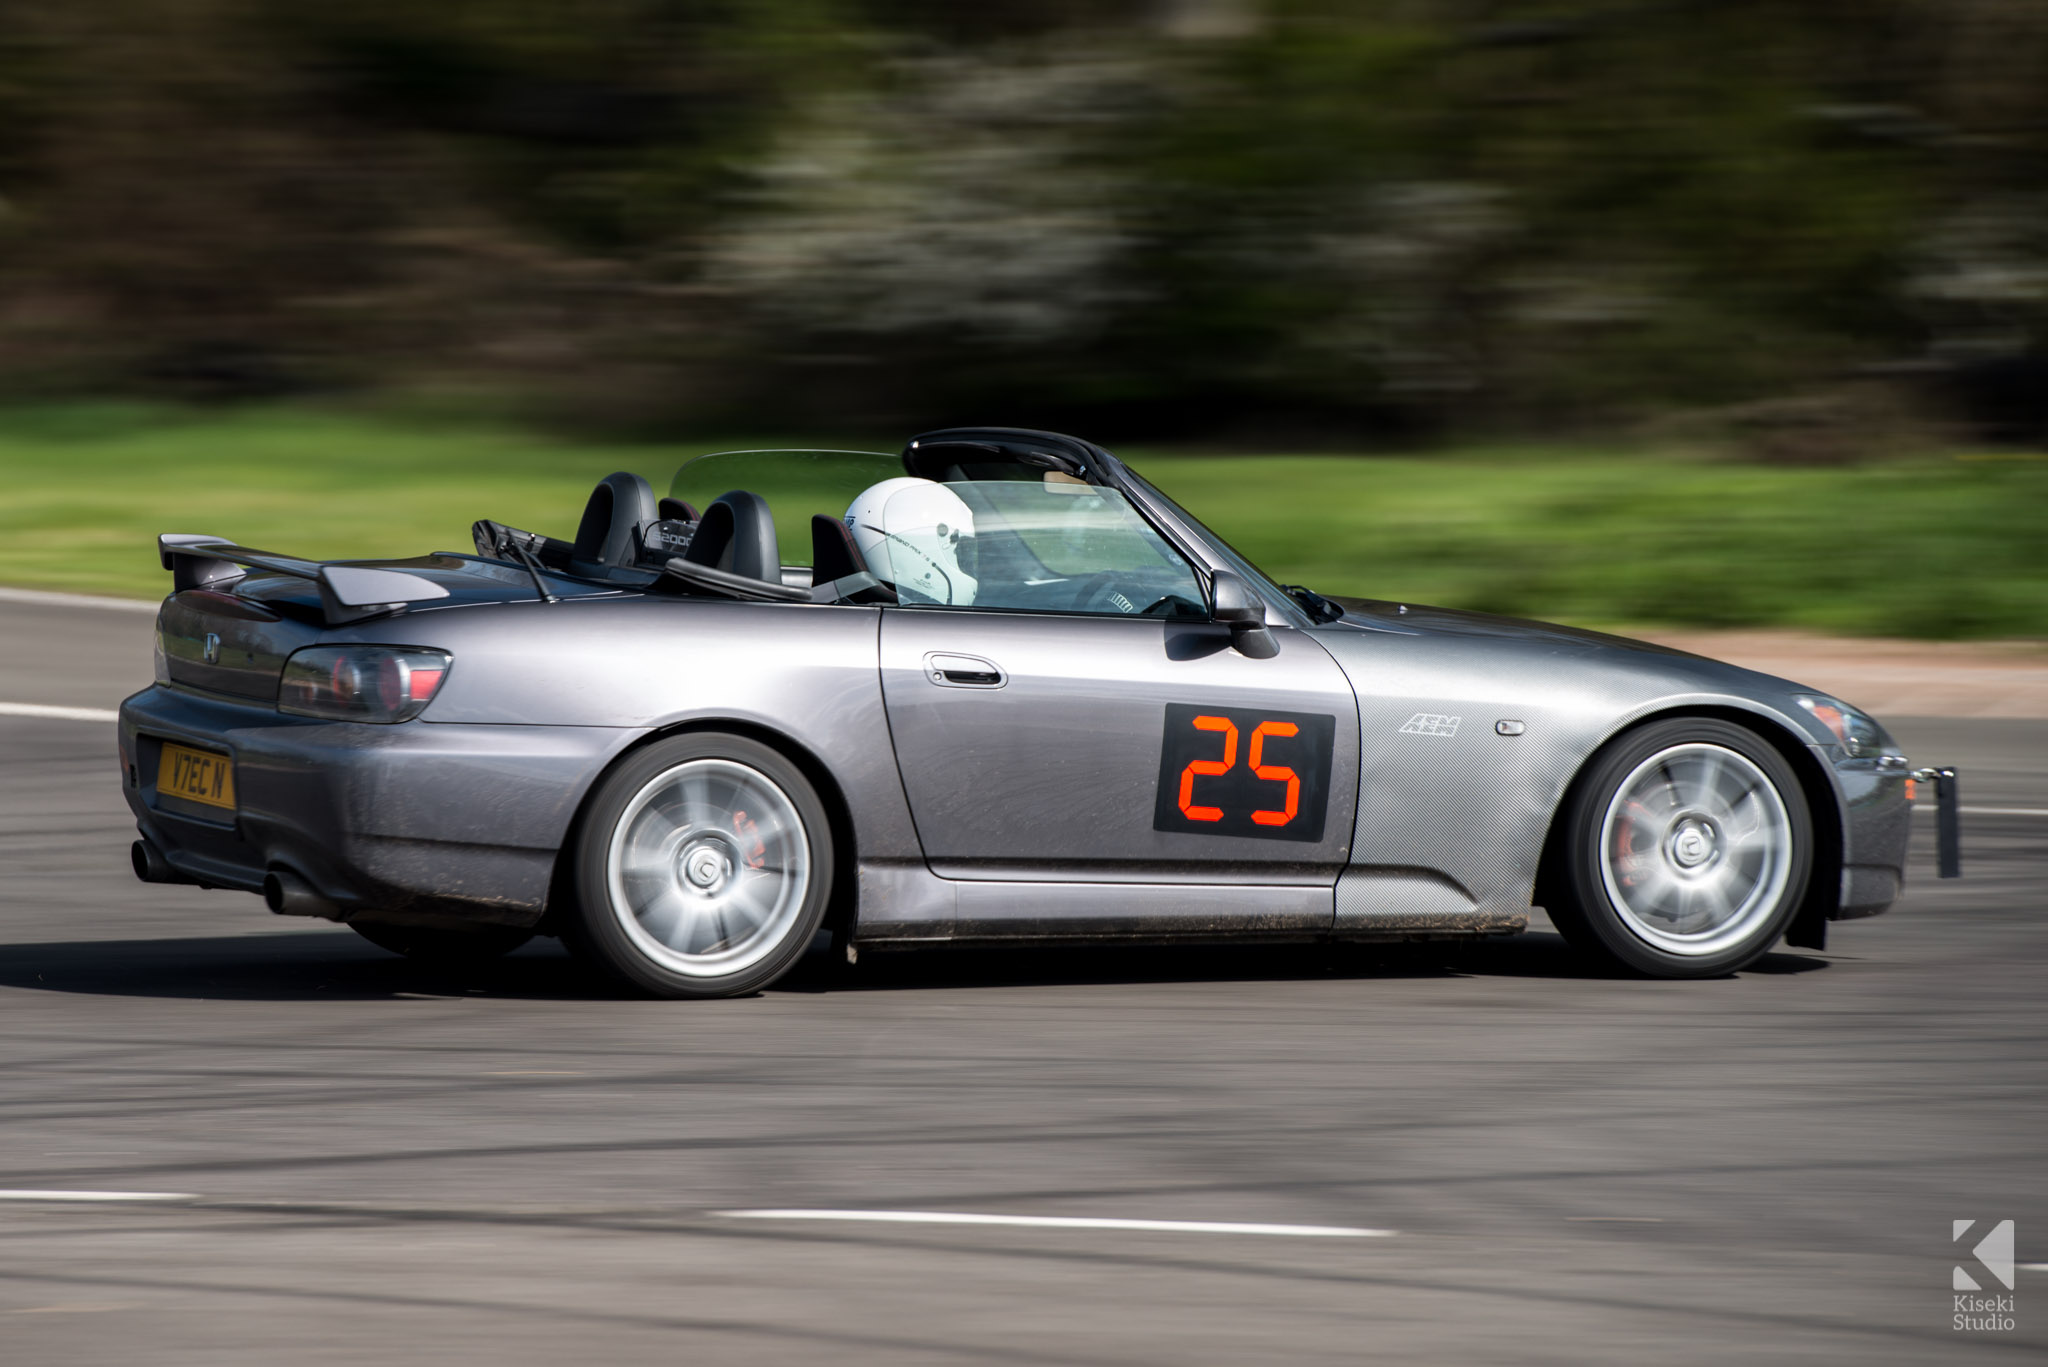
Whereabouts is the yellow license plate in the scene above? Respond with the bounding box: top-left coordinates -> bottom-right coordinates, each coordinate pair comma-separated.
160,741 -> 236,811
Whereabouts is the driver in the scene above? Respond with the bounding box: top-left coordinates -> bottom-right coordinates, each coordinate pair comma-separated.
844,477 -> 979,606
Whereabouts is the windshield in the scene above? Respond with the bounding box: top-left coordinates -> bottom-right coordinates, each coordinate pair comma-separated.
1117,466 -> 1306,610
670,449 -> 897,567
870,478 -> 1205,617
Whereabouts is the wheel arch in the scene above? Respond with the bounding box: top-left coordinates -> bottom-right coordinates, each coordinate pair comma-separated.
1531,704 -> 1843,951
542,717 -> 860,949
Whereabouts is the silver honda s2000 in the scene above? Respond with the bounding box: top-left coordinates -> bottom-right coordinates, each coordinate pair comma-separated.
120,427 -> 1957,998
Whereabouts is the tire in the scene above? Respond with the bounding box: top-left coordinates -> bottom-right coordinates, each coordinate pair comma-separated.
564,732 -> 834,999
1547,718 -> 1813,978
349,920 -> 534,963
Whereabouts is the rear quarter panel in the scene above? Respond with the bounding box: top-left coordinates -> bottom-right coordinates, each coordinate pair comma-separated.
355,595 -> 922,866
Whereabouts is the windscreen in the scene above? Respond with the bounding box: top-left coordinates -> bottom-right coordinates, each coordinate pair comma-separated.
669,449 -> 897,567
868,478 -> 1205,617
1117,466 -> 1293,607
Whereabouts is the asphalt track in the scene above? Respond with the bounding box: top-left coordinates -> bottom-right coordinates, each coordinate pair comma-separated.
2,601 -> 2044,1363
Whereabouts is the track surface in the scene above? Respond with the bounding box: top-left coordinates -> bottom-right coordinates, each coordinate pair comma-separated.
3,605 -> 2044,1363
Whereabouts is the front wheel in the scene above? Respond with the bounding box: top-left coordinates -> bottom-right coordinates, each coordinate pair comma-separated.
565,733 -> 834,999
1548,718 -> 1813,978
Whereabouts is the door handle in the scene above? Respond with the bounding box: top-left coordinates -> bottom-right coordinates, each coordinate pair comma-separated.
924,652 -> 1006,688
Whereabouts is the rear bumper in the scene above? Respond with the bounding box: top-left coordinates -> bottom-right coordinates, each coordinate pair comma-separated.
120,684 -> 643,926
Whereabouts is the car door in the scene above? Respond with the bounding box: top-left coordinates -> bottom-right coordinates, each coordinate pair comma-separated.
871,478 -> 1360,935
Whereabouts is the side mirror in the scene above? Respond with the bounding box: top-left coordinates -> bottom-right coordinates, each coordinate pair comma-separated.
1210,570 -> 1278,659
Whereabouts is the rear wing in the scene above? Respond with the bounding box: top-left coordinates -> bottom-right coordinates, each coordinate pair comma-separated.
158,534 -> 448,627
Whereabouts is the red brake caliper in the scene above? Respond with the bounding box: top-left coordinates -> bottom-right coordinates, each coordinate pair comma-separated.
732,810 -> 766,870
1615,802 -> 1649,888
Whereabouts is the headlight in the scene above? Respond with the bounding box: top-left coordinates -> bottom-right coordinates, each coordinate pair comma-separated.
1795,695 -> 1895,759
280,646 -> 451,723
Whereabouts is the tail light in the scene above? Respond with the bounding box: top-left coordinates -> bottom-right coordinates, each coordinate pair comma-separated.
279,646 -> 451,723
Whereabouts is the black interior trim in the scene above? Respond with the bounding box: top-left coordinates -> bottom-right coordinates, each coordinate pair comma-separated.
902,427 -> 1105,483
657,556 -> 809,603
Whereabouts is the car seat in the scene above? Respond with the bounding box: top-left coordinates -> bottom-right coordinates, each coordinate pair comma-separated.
810,515 -> 896,603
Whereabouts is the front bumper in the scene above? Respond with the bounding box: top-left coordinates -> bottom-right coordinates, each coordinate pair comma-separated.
1828,751 -> 1961,922
120,684 -> 643,926
1827,748 -> 1911,922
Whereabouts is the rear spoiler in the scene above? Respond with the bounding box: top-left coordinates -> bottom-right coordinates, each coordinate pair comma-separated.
158,534 -> 449,626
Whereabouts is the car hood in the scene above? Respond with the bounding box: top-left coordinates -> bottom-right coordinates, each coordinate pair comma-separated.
1314,594 -> 1837,735
1326,596 -> 1704,660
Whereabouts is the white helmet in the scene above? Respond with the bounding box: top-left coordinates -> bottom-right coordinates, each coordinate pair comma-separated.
844,476 -> 977,606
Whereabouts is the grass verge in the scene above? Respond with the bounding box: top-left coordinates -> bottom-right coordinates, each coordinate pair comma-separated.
0,404 -> 2041,638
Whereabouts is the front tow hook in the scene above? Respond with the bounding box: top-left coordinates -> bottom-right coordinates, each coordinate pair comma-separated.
1911,766 -> 1962,879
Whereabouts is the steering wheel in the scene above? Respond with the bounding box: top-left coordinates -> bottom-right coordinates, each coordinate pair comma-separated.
1069,571 -> 1124,613
1071,573 -> 1203,618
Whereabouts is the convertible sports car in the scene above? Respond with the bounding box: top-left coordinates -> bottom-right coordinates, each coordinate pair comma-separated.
120,427 -> 1959,997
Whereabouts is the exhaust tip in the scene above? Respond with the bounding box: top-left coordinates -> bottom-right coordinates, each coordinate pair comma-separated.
263,867 -> 343,920
131,838 -> 190,885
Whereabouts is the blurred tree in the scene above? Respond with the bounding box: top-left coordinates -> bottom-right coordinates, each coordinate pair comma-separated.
0,0 -> 2039,437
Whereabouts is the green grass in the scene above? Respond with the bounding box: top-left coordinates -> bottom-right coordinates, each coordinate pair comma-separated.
1,404 -> 2043,638
1132,447 -> 2048,639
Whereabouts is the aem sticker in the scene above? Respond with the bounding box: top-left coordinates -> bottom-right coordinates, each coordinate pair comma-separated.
1399,712 -> 1461,737
1153,703 -> 1335,843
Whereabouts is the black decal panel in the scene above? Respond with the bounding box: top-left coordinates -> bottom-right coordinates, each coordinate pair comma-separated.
1152,703 -> 1335,843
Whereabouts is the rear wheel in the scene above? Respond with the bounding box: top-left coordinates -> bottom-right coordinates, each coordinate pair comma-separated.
565,733 -> 833,999
349,920 -> 533,963
1548,718 -> 1812,978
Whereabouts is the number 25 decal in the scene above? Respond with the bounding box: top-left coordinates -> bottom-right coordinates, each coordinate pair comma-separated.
1154,704 -> 1335,843
1176,716 -> 1299,826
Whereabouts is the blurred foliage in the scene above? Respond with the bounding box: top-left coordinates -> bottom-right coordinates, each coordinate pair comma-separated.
0,1 -> 2046,438
0,404 -> 2042,639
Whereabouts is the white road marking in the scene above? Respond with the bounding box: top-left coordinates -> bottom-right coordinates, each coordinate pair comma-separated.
0,1189 -> 195,1202
0,586 -> 156,614
1913,805 -> 2048,818
0,701 -> 122,724
2021,1263 -> 2048,1272
716,1209 -> 1393,1238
